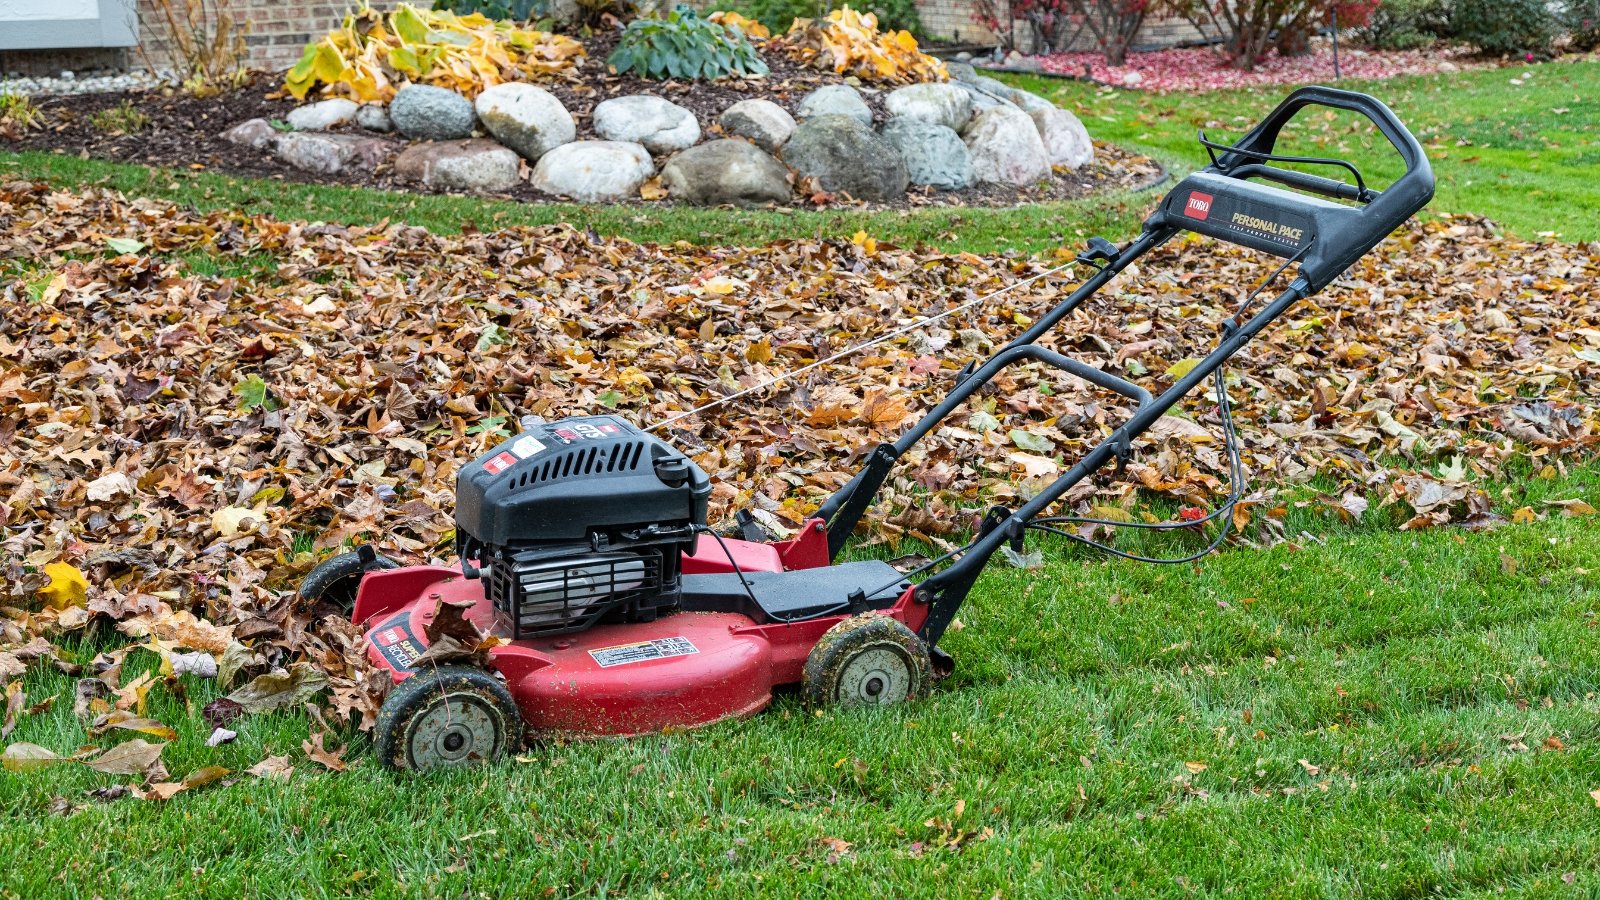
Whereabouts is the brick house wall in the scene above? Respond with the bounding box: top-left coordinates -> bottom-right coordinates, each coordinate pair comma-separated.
914,0 -> 1215,52
1,0 -> 385,76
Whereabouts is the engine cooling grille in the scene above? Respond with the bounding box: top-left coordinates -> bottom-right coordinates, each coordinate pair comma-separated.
488,547 -> 664,638
504,441 -> 648,493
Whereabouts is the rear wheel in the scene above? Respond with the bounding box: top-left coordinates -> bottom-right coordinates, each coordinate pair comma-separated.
803,614 -> 932,708
373,666 -> 522,771
297,547 -> 398,617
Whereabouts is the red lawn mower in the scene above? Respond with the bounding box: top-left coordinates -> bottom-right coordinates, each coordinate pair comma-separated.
300,88 -> 1433,770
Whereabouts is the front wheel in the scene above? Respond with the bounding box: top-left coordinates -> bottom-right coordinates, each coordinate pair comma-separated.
373,666 -> 522,771
802,614 -> 932,708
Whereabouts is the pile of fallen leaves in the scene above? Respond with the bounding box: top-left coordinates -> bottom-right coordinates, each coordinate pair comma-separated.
772,6 -> 947,85
1,181 -> 1597,787
283,3 -> 585,102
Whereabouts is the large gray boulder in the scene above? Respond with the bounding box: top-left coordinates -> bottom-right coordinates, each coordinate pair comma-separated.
394,139 -> 521,193
953,81 -> 1017,113
962,107 -> 1050,186
355,103 -> 392,133
883,83 -> 973,132
1031,107 -> 1094,170
274,132 -> 395,175
880,117 -> 972,190
719,99 -> 795,153
530,140 -> 654,201
781,114 -> 907,201
475,83 -> 575,162
390,85 -> 476,141
287,98 -> 358,131
795,85 -> 873,127
948,65 -> 1054,114
222,118 -> 278,151
592,95 -> 700,155
660,139 -> 791,207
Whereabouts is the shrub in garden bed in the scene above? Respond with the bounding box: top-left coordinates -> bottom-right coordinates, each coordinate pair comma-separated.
607,6 -> 769,80
772,6 -> 946,83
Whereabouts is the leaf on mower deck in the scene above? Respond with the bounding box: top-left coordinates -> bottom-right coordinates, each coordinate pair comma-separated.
37,562 -> 89,609
2,742 -> 66,772
225,664 -> 329,714
413,596 -> 505,669
85,738 -> 166,776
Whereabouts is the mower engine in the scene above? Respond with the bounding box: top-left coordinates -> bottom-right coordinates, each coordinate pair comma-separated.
453,415 -> 712,639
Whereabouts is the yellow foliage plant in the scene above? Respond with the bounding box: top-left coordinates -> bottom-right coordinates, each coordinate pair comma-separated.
707,10 -> 770,40
774,6 -> 945,85
284,2 -> 585,103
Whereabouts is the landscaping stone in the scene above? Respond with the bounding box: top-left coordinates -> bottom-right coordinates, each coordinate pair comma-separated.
355,103 -> 393,133
530,140 -> 654,201
592,95 -> 700,155
474,83 -> 575,163
883,82 -> 972,132
660,139 -> 792,207
795,85 -> 873,127
962,107 -> 1050,186
718,99 -> 795,153
781,114 -> 907,201
222,118 -> 278,151
1031,107 -> 1094,169
879,117 -> 972,190
394,139 -> 521,193
286,98 -> 358,131
274,132 -> 396,175
390,84 -> 476,141
952,80 -> 1018,112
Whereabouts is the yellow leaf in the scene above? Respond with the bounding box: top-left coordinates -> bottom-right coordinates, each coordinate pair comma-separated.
1185,761 -> 1208,774
212,506 -> 262,537
37,562 -> 88,609
639,177 -> 668,201
1511,506 -> 1537,524
702,276 -> 739,296
1165,358 -> 1204,380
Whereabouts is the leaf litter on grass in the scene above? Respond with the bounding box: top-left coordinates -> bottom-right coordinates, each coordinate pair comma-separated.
0,181 -> 1596,793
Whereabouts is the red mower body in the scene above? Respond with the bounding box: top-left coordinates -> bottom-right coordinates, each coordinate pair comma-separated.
353,520 -> 923,737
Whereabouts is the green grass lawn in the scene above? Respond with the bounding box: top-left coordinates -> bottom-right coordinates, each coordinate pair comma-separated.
5,466 -> 1599,897
5,54 -> 1600,899
5,57 -> 1596,255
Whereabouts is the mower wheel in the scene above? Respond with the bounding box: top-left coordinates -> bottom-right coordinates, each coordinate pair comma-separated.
373,666 -> 522,772
802,614 -> 932,708
297,547 -> 398,617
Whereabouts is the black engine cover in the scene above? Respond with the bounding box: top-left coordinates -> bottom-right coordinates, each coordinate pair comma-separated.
455,415 -> 711,545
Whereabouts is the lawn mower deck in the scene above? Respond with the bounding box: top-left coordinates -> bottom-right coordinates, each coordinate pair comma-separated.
305,86 -> 1435,770
352,548 -> 917,739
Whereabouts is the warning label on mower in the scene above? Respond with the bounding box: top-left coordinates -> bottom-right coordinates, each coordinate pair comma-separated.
372,612 -> 424,671
588,637 -> 699,668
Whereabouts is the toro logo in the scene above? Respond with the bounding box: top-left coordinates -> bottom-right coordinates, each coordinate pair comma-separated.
482,451 -> 517,476
1184,191 -> 1214,221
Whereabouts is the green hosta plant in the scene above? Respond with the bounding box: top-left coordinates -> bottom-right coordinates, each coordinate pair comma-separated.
607,6 -> 769,81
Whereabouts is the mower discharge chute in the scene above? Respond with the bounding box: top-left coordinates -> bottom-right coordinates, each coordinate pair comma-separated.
302,87 -> 1434,770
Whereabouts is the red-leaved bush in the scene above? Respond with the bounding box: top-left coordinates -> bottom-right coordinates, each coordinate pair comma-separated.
1180,0 -> 1380,69
972,0 -> 1183,64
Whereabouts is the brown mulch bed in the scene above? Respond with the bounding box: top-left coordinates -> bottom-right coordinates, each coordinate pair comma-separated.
5,34 -> 1165,210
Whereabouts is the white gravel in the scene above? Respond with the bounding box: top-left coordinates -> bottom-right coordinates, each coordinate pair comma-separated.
0,69 -> 177,97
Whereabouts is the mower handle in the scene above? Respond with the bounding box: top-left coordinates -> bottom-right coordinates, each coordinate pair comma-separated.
1227,86 -> 1429,181
1147,86 -> 1433,293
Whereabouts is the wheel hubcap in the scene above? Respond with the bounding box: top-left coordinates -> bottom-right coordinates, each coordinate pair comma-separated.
408,693 -> 500,768
837,646 -> 913,704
